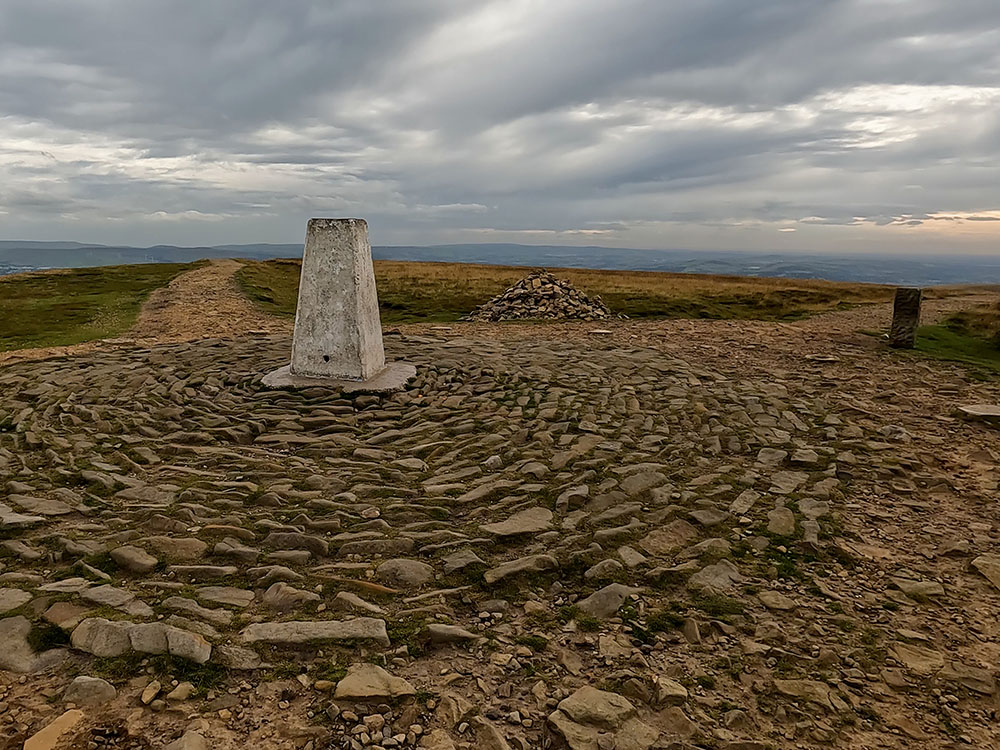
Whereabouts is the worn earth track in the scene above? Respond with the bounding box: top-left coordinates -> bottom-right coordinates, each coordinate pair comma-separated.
129,258 -> 289,343
1,276 -> 1000,749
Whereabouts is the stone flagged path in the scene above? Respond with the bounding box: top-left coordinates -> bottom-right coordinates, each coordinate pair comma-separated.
1,329 -> 1000,748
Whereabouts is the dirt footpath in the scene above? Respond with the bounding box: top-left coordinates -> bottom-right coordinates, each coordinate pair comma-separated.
129,259 -> 289,343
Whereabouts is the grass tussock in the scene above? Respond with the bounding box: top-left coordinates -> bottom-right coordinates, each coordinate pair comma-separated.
940,298 -> 1000,345
236,258 -> 895,324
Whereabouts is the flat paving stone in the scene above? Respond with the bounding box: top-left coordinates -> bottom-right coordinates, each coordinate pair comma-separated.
240,618 -> 390,647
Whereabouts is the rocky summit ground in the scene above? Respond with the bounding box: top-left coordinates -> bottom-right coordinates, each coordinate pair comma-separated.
3,265 -> 1000,750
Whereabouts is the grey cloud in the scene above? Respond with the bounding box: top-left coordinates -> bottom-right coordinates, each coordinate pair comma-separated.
0,0 -> 998,251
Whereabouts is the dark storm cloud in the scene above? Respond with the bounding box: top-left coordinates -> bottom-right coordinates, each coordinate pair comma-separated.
0,0 -> 999,250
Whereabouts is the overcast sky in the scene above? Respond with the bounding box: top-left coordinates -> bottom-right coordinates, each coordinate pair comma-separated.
1,0 -> 999,253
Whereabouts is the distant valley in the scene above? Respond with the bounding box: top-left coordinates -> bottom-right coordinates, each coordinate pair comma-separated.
2,240 -> 1000,287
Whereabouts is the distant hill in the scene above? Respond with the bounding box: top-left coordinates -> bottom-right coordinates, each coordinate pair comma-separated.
0,242 -> 302,270
0,240 -> 98,251
3,240 -> 1000,286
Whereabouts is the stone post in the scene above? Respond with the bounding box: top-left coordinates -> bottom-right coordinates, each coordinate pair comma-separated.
889,287 -> 922,349
263,218 -> 415,392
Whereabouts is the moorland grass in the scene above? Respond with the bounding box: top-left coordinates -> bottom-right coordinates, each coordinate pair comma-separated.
0,262 -> 202,352
8,257 -> 994,365
235,258 -> 896,324
888,297 -> 1000,376
911,324 -> 1000,377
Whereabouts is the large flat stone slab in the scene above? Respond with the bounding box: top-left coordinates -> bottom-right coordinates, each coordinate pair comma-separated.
240,617 -> 390,647
973,555 -> 1000,592
480,507 -> 553,537
483,554 -> 558,584
0,503 -> 45,528
24,709 -> 84,750
0,615 -> 68,673
959,404 -> 1000,424
333,663 -> 415,700
638,519 -> 698,557
262,360 -> 416,394
6,494 -> 74,516
0,588 -> 31,614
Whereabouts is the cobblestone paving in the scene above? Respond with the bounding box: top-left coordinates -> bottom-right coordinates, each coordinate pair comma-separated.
2,332 -> 1000,749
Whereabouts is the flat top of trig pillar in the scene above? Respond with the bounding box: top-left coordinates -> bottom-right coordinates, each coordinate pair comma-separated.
308,218 -> 368,229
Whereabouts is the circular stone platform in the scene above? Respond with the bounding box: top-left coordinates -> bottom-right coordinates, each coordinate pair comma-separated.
0,331 -> 995,748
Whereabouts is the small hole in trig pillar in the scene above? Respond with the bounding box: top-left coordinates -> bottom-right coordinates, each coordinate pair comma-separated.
323,355 -> 330,362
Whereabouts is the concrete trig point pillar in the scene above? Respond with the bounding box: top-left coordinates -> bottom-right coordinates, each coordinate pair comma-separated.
889,286 -> 922,349
263,218 -> 415,392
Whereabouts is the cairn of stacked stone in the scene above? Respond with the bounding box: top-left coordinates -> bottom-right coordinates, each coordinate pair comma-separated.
466,270 -> 613,321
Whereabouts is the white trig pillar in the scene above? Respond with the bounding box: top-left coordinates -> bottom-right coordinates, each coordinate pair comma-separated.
263,218 -> 414,392
291,218 -> 385,380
